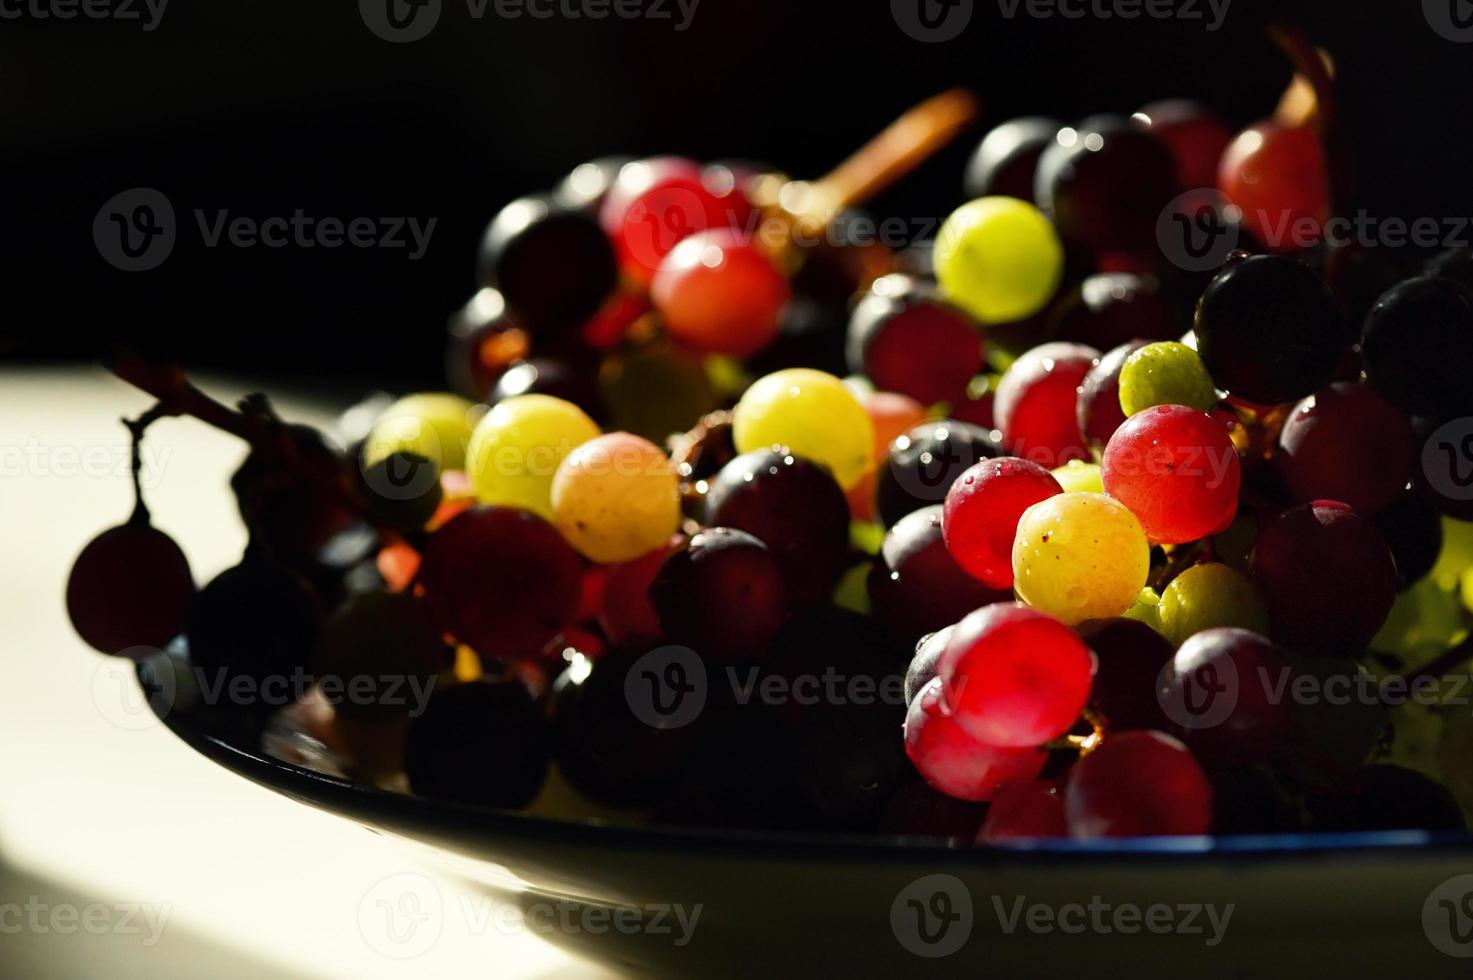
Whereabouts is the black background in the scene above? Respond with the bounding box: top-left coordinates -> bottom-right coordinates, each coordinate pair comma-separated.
1,0 -> 1467,389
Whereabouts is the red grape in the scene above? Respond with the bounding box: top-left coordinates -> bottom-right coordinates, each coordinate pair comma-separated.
1035,117 -> 1180,254
1277,382 -> 1416,516
1218,122 -> 1328,252
1051,274 -> 1180,352
1161,628 -> 1294,768
1065,731 -> 1212,838
599,535 -> 683,650
651,228 -> 790,357
904,677 -> 1047,803
942,457 -> 1063,589
993,342 -> 1100,469
977,779 -> 1068,842
1101,405 -> 1241,545
1076,340 -> 1149,451
846,274 -> 983,407
650,528 -> 785,663
67,522 -> 194,657
937,602 -> 1096,748
1132,100 -> 1233,190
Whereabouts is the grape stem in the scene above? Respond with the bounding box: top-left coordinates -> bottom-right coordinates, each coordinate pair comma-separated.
1268,20 -> 1351,224
1046,709 -> 1108,755
1398,634 -> 1473,688
122,403 -> 170,526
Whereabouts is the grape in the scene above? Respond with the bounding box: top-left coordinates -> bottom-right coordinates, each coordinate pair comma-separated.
1193,254 -> 1348,406
1307,765 -> 1464,832
490,358 -> 605,423
1161,628 -> 1294,768
651,228 -> 790,358
1361,277 -> 1473,422
942,457 -> 1062,589
418,507 -> 582,661
314,593 -> 445,725
444,289 -> 530,401
1035,117 -> 1179,254
554,155 -> 632,212
964,116 -> 1060,202
732,368 -> 874,492
994,342 -> 1099,469
1432,517 -> 1473,592
1157,563 -> 1270,648
1101,405 -> 1241,546
551,433 -> 682,564
1210,768 -> 1301,835
869,506 -> 1010,647
1117,342 -> 1218,416
704,450 -> 851,604
876,420 -> 1002,528
933,197 -> 1064,324
363,393 -> 480,474
790,695 -> 907,828
1251,501 -> 1398,657
937,602 -> 1096,747
1123,587 -> 1164,633
1064,731 -> 1212,838
904,677 -> 1048,803
1280,654 -> 1388,782
1051,274 -> 1181,352
1370,575 -> 1468,667
405,680 -> 550,808
1218,122 -> 1328,252
477,194 -> 618,337
597,342 -> 718,445
1076,341 -> 1148,451
599,535 -> 683,651
465,394 -> 600,521
1078,618 -> 1173,732
67,523 -> 193,657
1133,100 -> 1233,190
846,391 -> 929,523
1277,383 -> 1416,516
360,451 -> 443,532
977,780 -> 1068,842
905,625 -> 954,706
845,274 -> 983,407
650,528 -> 785,664
234,424 -> 359,565
881,779 -> 986,839
1051,461 -> 1103,496
1013,492 -> 1151,625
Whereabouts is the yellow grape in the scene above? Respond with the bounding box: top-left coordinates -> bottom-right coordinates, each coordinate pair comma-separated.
551,432 -> 681,564
934,197 -> 1063,324
1157,562 -> 1270,647
1051,460 -> 1103,494
364,393 -> 480,472
1012,492 -> 1150,625
732,368 -> 874,491
466,395 -> 600,520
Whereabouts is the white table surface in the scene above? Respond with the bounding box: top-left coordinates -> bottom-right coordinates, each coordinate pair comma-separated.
0,365 -> 612,979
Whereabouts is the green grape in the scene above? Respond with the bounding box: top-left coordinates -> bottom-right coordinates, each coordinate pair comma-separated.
1377,701 -> 1445,784
550,432 -> 682,564
1370,574 -> 1469,671
466,395 -> 600,521
1123,587 -> 1164,633
364,393 -> 480,472
1438,708 -> 1473,826
1433,517 -> 1473,591
1012,492 -> 1150,625
1118,341 -> 1218,416
934,197 -> 1063,325
1051,460 -> 1103,495
850,520 -> 885,558
599,342 -> 718,444
732,368 -> 874,491
1212,514 -> 1258,575
1157,562 -> 1271,647
833,562 -> 872,615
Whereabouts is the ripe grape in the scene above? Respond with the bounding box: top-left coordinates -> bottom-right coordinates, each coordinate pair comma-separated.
444,289 -> 529,401
650,528 -> 785,664
1102,405 -> 1241,546
1051,273 -> 1181,352
360,452 -> 443,531
876,420 -> 1002,528
1218,122 -> 1328,252
550,433 -> 681,564
977,780 -> 1068,842
937,602 -> 1096,747
651,228 -> 790,358
846,274 -> 983,407
1162,628 -> 1294,767
994,342 -> 1100,469
1117,342 -> 1218,416
1012,492 -> 1151,625
418,507 -> 582,661
964,116 -> 1060,202
1193,254 -> 1348,406
942,457 -> 1062,589
315,592 -> 447,721
1035,117 -> 1179,254
846,391 -> 929,523
405,680 -> 550,808
1373,492 -> 1444,590
732,368 -> 874,492
1157,563 -> 1270,648
905,625 -> 954,706
363,393 -> 480,474
1076,340 -> 1148,451
67,522 -> 194,657
934,197 -> 1064,324
1277,383 -> 1416,516
597,342 -> 718,445
704,449 -> 851,603
1064,731 -> 1212,838
1078,618 -> 1173,732
1051,460 -> 1103,495
869,506 -> 1010,647
1251,501 -> 1398,656
599,535 -> 683,650
489,358 -> 605,422
1133,100 -> 1233,190
465,394 -> 600,521
477,194 -> 618,337
1361,276 -> 1473,422
904,677 -> 1048,803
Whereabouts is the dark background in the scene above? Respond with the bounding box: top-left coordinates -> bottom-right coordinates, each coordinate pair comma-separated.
1,0 -> 1466,389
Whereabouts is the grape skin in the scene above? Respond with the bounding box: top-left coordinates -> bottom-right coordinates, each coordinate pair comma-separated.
1013,492 -> 1151,626
467,394 -> 601,520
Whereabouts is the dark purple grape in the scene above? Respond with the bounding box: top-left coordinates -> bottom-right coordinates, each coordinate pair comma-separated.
488,358 -> 605,422
964,116 -> 1060,202
477,194 -> 618,338
405,680 -> 549,808
1161,628 -> 1294,768
1076,340 -> 1149,451
654,698 -> 798,831
1078,617 -> 1173,732
1194,254 -> 1349,406
314,591 -> 448,721
444,289 -> 528,401
904,625 -> 955,706
703,450 -> 851,605
1277,382 -> 1416,516
1307,765 -> 1464,832
1372,491 -> 1444,589
1424,247 -> 1473,291
1035,117 -> 1179,254
1132,100 -> 1232,190
232,424 -> 359,566
868,506 -> 1010,649
876,420 -> 1002,528
1051,274 -> 1180,351
1209,767 -> 1301,835
846,274 -> 982,407
361,451 -> 443,531
650,528 -> 785,664
67,522 -> 194,658
1361,276 -> 1473,422
788,697 -> 907,829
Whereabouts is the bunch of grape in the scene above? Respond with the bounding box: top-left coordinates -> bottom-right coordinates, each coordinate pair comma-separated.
69,79 -> 1473,843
